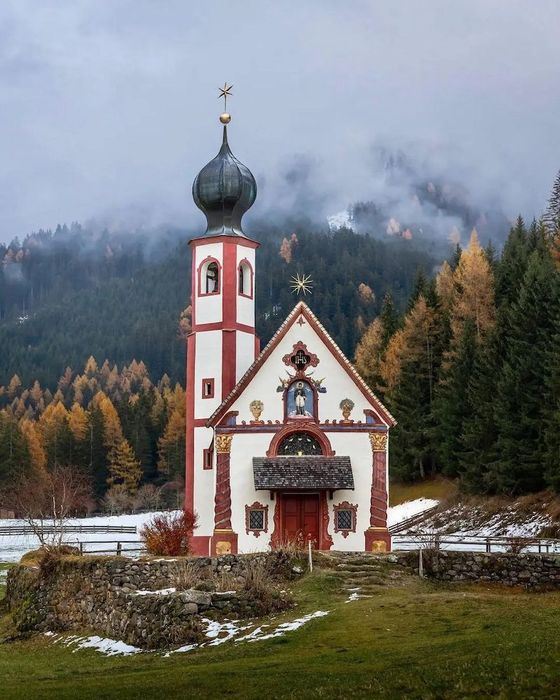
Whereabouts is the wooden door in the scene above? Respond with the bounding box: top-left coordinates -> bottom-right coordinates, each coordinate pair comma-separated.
282,494 -> 319,546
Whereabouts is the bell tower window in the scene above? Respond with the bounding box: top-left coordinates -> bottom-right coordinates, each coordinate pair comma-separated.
198,257 -> 221,296
206,262 -> 219,294
238,259 -> 253,298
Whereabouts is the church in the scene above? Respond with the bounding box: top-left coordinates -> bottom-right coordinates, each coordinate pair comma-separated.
185,91 -> 395,555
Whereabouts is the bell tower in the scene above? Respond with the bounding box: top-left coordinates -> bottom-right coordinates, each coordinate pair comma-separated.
185,86 -> 259,553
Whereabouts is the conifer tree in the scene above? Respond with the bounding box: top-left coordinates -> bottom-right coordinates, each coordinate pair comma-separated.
490,246 -> 559,494
543,169 -> 560,234
108,439 -> 142,494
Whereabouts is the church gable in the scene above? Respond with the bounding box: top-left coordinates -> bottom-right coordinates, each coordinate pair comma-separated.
207,301 -> 395,428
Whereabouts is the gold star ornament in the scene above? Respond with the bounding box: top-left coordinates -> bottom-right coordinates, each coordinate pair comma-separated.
290,273 -> 314,296
218,83 -> 233,124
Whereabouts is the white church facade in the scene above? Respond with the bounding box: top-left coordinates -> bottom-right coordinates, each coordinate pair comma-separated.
185,101 -> 395,555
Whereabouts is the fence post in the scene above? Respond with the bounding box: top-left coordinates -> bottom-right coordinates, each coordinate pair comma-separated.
116,542 -> 122,556
485,538 -> 491,553
418,548 -> 424,578
79,542 -> 83,555
435,534 -> 440,551
308,539 -> 313,573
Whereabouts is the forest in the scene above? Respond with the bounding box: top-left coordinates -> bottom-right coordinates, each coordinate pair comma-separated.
1,171 -> 559,505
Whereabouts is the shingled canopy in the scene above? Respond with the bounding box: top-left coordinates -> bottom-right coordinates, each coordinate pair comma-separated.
253,456 -> 354,491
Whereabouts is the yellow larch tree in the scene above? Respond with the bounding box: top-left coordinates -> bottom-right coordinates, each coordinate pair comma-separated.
108,439 -> 142,494
451,229 -> 495,343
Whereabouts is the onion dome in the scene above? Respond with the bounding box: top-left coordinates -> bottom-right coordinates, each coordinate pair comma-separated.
192,125 -> 257,237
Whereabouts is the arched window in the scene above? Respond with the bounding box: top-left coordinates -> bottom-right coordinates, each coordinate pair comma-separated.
238,259 -> 253,298
206,262 -> 219,294
198,257 -> 221,296
277,432 -> 323,456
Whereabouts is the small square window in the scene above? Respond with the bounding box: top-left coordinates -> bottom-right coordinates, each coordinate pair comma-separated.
202,378 -> 214,399
336,509 -> 353,531
203,448 -> 213,470
249,509 -> 265,530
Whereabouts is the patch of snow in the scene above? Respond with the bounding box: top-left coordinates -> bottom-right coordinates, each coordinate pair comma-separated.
387,498 -> 439,527
133,588 -> 176,597
72,636 -> 141,656
247,610 -> 330,642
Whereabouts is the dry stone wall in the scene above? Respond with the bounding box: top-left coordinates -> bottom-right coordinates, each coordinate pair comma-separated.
397,550 -> 560,586
6,553 -> 295,649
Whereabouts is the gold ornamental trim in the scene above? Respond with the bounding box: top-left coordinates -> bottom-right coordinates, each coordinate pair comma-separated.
215,434 -> 234,454
369,433 -> 387,453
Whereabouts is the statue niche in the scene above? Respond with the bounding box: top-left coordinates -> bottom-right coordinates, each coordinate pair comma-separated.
286,379 -> 315,420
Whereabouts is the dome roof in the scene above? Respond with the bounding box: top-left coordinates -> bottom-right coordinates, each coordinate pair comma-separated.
192,126 -> 257,237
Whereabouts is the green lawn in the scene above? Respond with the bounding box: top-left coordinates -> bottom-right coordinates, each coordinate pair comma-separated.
1,565 -> 560,699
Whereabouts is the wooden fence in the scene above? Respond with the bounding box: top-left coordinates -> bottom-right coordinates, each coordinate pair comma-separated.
74,540 -> 144,556
393,532 -> 560,554
0,525 -> 137,536
389,505 -> 440,535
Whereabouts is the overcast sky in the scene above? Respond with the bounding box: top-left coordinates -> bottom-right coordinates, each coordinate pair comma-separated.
0,1 -> 559,243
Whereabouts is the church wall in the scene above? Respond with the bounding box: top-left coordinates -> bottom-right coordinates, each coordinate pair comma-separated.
236,331 -> 256,382
327,431 -> 376,552
236,245 -> 256,328
229,433 -> 275,553
193,425 -> 216,542
194,330 -> 222,417
227,320 -> 387,426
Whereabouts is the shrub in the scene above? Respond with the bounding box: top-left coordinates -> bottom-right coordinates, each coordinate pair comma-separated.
140,510 -> 198,556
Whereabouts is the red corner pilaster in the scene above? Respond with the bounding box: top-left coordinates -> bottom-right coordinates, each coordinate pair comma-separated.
364,432 -> 391,552
210,433 -> 238,554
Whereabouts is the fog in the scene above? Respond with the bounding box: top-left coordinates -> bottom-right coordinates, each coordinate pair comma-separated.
1,1 -> 559,244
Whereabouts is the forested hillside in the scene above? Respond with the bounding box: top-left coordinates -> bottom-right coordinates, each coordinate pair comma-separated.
0,222 -> 437,387
356,213 -> 560,496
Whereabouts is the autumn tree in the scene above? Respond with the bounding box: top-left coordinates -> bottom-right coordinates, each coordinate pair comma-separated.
108,438 -> 143,494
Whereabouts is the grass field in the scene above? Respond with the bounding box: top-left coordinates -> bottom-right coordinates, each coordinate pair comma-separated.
390,477 -> 458,506
1,561 -> 560,699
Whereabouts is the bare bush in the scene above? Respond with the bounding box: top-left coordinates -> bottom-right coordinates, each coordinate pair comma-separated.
0,464 -> 92,550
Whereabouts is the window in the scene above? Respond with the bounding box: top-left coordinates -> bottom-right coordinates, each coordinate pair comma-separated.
245,501 -> 268,537
202,378 -> 215,399
238,260 -> 253,298
205,262 -> 219,294
334,501 -> 358,538
203,448 -> 213,470
336,510 -> 353,530
198,258 -> 221,296
278,431 -> 322,456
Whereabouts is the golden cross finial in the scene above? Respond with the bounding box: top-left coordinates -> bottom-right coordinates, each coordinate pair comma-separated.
290,273 -> 314,296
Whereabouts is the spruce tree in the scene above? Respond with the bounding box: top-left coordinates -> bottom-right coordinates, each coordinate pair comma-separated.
543,169 -> 560,234
490,246 -> 559,494
432,320 -> 477,477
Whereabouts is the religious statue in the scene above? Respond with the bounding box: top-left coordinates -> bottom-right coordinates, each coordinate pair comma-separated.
294,381 -> 307,415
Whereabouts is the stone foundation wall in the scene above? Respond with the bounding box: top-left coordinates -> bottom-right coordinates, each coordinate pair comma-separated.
6,553 -> 295,649
396,550 -> 560,586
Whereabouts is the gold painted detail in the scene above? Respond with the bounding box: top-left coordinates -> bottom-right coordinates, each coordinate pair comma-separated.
369,432 -> 387,452
371,540 -> 387,553
339,398 -> 355,422
215,434 -> 233,454
216,541 -> 232,555
249,399 -> 264,422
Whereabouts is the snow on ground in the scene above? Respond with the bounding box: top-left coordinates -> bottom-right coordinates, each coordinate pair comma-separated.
48,633 -> 141,656
0,511 -> 176,563
387,498 -> 439,527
